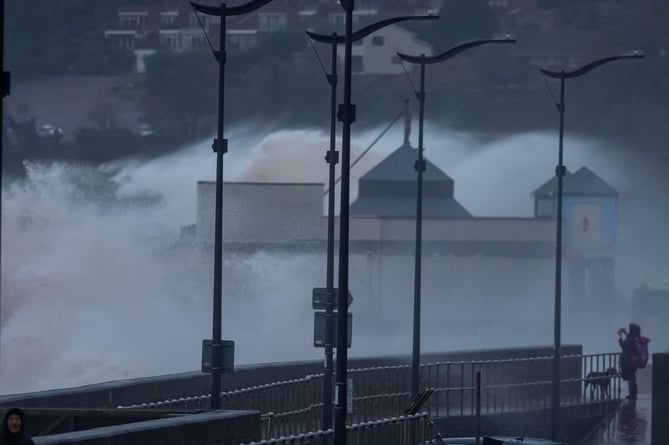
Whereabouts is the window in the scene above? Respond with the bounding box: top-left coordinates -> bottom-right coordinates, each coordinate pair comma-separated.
161,13 -> 178,26
372,36 -> 384,46
329,13 -> 345,27
119,13 -> 147,29
120,35 -> 134,50
352,55 -> 364,73
258,13 -> 287,32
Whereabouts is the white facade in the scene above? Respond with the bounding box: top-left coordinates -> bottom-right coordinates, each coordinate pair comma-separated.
337,24 -> 433,75
134,49 -> 156,74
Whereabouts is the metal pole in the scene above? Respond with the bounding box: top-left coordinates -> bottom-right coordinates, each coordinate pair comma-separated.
551,73 -> 565,441
411,57 -> 426,397
398,36 -> 515,400
0,0 -> 5,379
334,1 -> 354,444
323,34 -> 339,432
211,4 -> 227,411
475,370 -> 481,445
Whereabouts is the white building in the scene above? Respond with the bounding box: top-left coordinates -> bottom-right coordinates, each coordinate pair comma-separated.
337,24 -> 433,75
185,120 -> 619,336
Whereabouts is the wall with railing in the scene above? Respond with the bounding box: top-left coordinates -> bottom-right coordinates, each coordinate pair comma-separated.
0,345 -> 580,411
242,413 -> 430,445
115,352 -> 621,440
32,410 -> 260,445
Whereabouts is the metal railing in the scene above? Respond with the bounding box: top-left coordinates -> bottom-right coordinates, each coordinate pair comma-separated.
117,353 -> 622,440
246,413 -> 430,445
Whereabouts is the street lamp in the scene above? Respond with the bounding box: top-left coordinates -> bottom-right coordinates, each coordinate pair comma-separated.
397,34 -> 515,398
324,2 -> 438,443
0,0 -> 8,378
190,0 -> 275,411
540,50 -> 643,441
305,13 -> 437,432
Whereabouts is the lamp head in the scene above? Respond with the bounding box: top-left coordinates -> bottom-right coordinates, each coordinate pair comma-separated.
541,51 -> 644,79
398,34 -> 516,65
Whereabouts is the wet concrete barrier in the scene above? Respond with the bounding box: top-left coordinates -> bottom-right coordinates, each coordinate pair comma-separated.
652,353 -> 668,445
32,410 -> 260,445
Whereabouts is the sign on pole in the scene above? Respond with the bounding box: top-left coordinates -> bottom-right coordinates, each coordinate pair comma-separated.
312,287 -> 353,310
201,339 -> 235,373
313,312 -> 352,347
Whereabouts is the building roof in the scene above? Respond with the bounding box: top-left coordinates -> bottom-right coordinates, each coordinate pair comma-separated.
532,166 -> 617,197
350,142 -> 471,219
362,142 -> 451,182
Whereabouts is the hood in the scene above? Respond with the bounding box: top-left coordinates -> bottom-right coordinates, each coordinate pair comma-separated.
629,323 -> 641,338
1,407 -> 26,439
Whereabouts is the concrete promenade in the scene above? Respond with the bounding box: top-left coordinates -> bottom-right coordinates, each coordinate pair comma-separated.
578,365 -> 653,445
577,395 -> 651,445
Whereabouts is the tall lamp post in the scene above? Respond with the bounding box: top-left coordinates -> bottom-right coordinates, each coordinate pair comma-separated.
540,50 -> 643,441
0,0 -> 8,377
305,13 -> 436,432
190,0 -> 275,410
327,2 -> 437,443
397,35 -> 515,397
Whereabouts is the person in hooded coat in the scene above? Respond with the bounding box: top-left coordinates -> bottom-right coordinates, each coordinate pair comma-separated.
618,322 -> 643,400
1,408 -> 35,445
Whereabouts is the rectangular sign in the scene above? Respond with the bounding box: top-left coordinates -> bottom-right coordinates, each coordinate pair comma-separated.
313,312 -> 352,348
312,287 -> 353,310
201,339 -> 235,373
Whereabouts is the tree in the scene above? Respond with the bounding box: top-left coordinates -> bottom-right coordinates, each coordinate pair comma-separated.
5,0 -> 121,76
420,0 -> 501,49
89,99 -> 120,131
143,50 -> 217,142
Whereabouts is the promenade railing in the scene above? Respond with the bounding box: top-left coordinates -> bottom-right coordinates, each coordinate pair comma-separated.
117,352 -> 622,439
242,413 -> 430,445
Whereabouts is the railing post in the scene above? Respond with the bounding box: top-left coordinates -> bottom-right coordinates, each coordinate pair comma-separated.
475,370 -> 481,445
460,362 -> 465,416
435,363 -> 440,417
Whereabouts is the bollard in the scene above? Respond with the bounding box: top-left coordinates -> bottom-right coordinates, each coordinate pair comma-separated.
652,353 -> 669,445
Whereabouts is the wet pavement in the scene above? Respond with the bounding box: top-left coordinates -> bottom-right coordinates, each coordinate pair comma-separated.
577,395 -> 651,445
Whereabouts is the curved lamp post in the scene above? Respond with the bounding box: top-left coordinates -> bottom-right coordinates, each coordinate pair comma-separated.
305,13 -> 437,432
397,34 -> 516,398
540,50 -> 643,441
0,0 -> 7,377
190,0 -> 275,411
323,2 -> 438,443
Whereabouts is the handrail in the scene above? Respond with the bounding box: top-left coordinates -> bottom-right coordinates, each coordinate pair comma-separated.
116,353 -> 622,440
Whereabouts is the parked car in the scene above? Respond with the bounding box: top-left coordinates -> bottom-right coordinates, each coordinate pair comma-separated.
36,124 -> 63,139
139,123 -> 154,137
430,436 -> 567,445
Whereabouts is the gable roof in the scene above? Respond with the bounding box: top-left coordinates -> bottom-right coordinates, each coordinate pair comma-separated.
350,142 -> 471,219
532,166 -> 617,197
362,142 -> 452,182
